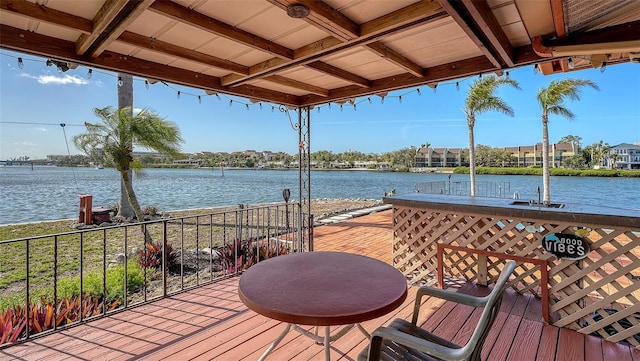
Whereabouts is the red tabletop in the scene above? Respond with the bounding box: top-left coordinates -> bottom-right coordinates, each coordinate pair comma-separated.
238,251 -> 408,326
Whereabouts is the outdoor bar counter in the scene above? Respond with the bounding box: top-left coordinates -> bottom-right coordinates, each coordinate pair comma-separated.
384,193 -> 640,348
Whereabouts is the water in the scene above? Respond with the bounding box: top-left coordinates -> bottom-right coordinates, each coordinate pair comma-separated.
0,166 -> 638,225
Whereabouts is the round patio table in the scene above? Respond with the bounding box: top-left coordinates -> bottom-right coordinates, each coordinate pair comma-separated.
238,251 -> 408,361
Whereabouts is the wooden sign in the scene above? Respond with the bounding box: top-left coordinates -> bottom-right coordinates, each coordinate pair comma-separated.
542,233 -> 590,260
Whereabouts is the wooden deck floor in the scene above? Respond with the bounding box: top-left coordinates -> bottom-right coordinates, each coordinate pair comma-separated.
2,210 -> 638,361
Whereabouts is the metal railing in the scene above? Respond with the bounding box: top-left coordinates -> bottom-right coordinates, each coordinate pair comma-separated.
415,180 -> 511,198
0,202 -> 305,346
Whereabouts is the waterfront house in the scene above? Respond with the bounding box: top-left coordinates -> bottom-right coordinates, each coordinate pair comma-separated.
609,143 -> 640,170
1,0 -> 639,358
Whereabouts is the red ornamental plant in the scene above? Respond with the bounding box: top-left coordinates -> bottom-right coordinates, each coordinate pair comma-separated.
0,295 -> 119,345
219,238 -> 289,274
137,242 -> 177,269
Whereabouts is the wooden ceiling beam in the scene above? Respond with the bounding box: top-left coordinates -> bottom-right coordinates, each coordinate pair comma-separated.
299,56 -> 497,106
267,0 -> 359,41
118,31 -> 249,76
264,75 -> 329,97
0,24 -> 300,105
438,0 -> 502,68
84,0 -> 154,58
222,2 -> 447,87
0,0 -> 92,33
460,0 -> 514,67
75,0 -> 128,56
365,41 -> 424,77
305,61 -> 371,88
149,1 -> 294,60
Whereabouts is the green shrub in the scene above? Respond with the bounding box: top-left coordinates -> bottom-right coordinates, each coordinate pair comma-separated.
619,170 -> 640,177
57,259 -> 146,303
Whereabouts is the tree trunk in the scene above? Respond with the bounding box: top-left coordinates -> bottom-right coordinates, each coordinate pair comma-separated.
121,169 -> 153,243
542,113 -> 551,204
117,73 -> 135,218
468,116 -> 476,197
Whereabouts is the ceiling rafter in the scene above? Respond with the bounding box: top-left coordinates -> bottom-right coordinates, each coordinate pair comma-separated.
549,0 -> 568,72
117,31 -> 249,76
83,0 -> 155,58
267,0 -> 359,41
148,1 -> 294,60
0,24 -> 300,105
305,61 -> 371,88
221,1 -> 447,87
300,55 -> 497,106
0,0 -> 92,33
75,0 -> 128,56
263,74 -> 329,97
437,0 -> 502,68
459,0 -> 514,67
365,42 -> 424,77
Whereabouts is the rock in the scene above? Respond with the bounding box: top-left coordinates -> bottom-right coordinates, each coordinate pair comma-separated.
200,247 -> 221,260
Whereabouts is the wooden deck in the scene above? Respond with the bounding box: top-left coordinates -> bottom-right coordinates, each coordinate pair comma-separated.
2,210 -> 638,361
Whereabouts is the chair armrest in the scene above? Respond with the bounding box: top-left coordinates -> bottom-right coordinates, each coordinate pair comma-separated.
411,286 -> 488,324
368,326 -> 465,361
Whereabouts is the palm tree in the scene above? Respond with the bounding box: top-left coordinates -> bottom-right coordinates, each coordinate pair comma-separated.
537,79 -> 598,204
74,106 -> 183,226
463,75 -> 520,196
117,73 -> 135,218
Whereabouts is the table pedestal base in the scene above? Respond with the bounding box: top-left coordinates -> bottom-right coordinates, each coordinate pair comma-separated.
259,323 -> 370,361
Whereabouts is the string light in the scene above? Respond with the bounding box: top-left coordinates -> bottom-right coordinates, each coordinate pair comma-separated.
432,84 -> 437,93
416,88 -> 421,96
118,76 -> 123,87
368,97 -> 372,104
398,96 -> 402,104
87,69 -> 92,79
198,95 -> 201,104
381,96 -> 384,104
506,71 -> 510,78
479,73 -> 483,79
600,62 -> 607,73
145,80 -> 149,89
456,82 -> 460,91
246,104 -> 249,110
340,104 -> 343,111
533,64 -> 539,74
567,58 -> 575,69
177,91 -> 181,99
17,57 -> 23,69
229,99 -> 233,107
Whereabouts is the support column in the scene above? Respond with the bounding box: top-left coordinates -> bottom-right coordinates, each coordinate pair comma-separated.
297,106 -> 312,251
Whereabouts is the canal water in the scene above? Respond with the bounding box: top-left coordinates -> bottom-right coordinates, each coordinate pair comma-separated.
0,166 -> 638,225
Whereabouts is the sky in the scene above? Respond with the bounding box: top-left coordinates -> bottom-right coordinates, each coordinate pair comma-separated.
1,49 -> 639,160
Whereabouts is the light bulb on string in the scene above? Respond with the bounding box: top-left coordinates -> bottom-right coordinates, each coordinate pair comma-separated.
177,91 -> 181,99
416,88 -> 421,96
246,104 -> 249,111
272,106 -> 276,112
145,80 -> 149,89
229,99 -> 233,107
533,64 -> 539,74
368,97 -> 372,104
340,104 -> 343,111
259,103 -> 263,110
381,96 -> 384,104
398,96 -> 402,104
353,103 -> 356,111
600,62 -> 607,73
456,82 -> 460,91
118,77 -> 123,87
17,57 -> 24,69
317,106 -> 321,113
506,71 -> 510,78
433,84 -> 437,93
87,69 -> 92,79
198,95 -> 201,104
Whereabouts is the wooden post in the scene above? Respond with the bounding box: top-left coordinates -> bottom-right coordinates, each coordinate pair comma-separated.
477,255 -> 488,286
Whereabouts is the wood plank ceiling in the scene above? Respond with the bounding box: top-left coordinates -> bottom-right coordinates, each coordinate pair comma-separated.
1,0 -> 639,107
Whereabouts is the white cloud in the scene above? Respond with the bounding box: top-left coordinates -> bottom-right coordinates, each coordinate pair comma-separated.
35,127 -> 48,132
20,72 -> 89,85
